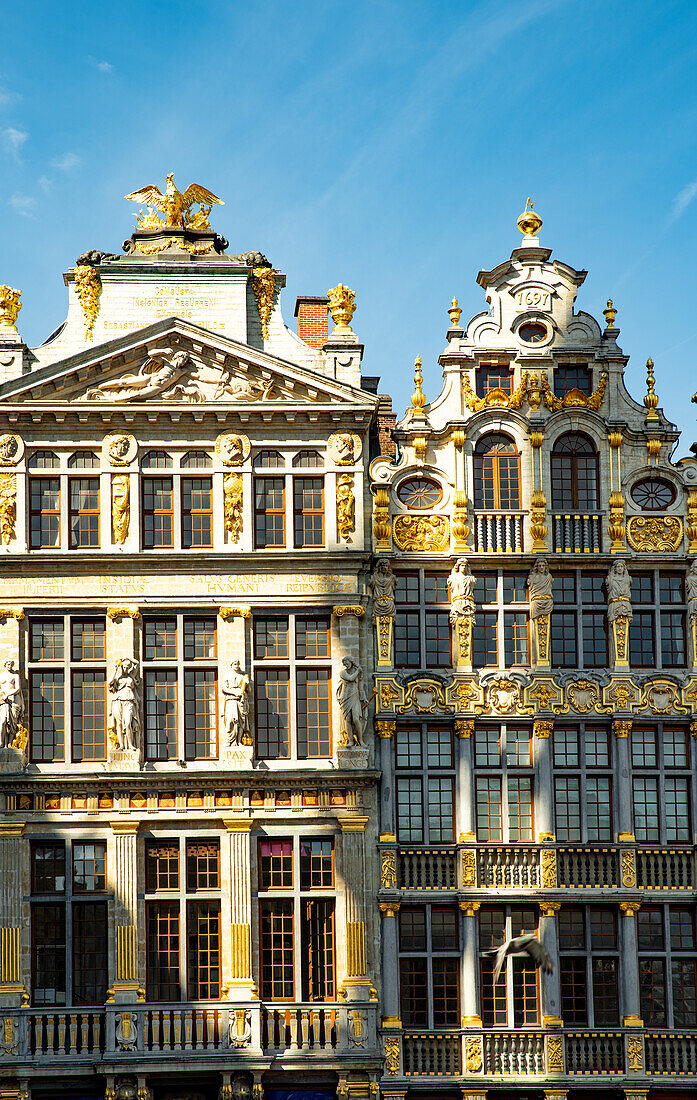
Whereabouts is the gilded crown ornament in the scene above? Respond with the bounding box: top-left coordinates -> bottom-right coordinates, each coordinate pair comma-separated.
448,296 -> 462,328
516,196 -> 542,238
124,173 -> 224,229
644,357 -> 659,420
327,284 -> 356,334
603,297 -> 617,328
0,286 -> 21,330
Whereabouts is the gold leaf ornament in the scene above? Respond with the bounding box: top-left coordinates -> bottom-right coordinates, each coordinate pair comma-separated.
0,285 -> 21,329
74,264 -> 102,340
223,473 -> 243,542
393,514 -> 449,551
251,268 -> 277,341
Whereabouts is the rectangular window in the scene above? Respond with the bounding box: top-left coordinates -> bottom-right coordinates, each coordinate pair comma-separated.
507,776 -> 533,841
551,611 -> 577,668
73,842 -> 106,892
30,670 -> 65,762
473,612 -> 498,667
294,477 -> 324,547
582,612 -> 607,667
69,477 -> 99,548
476,364 -> 512,397
662,612 -> 686,668
32,842 -> 66,894
554,364 -> 592,397
630,610 -> 655,667
296,668 -> 331,758
476,776 -> 502,841
187,900 -> 221,1000
147,901 -> 181,1001
186,840 -> 220,893
31,903 -> 66,1005
555,776 -> 581,841
145,669 -> 178,760
184,668 -> 217,760
640,959 -> 667,1025
397,777 -> 423,842
302,898 -> 335,1001
71,670 -> 106,761
631,726 -> 691,842
181,477 -> 213,549
255,670 -> 290,758
255,477 -> 285,548
30,477 -> 60,548
143,477 -> 174,549
259,840 -> 293,890
504,611 -> 529,665
145,842 -> 180,892
561,957 -> 588,1024
300,839 -> 334,889
73,901 -> 108,1005
260,899 -> 294,1000
633,776 -> 660,843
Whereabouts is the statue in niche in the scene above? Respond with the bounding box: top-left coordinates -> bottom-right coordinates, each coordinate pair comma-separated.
447,558 -> 476,624
0,660 -> 24,749
221,660 -> 251,746
87,349 -> 190,401
337,657 -> 369,747
369,559 -> 396,620
687,560 -> 697,627
108,658 -> 141,751
527,558 -> 554,619
606,559 -> 633,622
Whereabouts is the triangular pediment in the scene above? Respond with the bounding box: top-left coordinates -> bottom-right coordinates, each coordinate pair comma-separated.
0,317 -> 375,410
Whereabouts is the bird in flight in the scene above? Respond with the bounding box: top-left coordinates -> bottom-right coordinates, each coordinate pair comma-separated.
483,932 -> 554,983
124,174 -> 223,228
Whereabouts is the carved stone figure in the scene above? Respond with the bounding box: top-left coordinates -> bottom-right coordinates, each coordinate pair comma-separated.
214,370 -> 276,401
112,474 -> 130,544
87,349 -> 190,401
106,434 -> 134,465
0,434 -> 20,464
0,660 -> 24,749
228,250 -> 271,267
606,559 -> 633,622
336,474 -> 355,542
221,661 -> 251,746
448,558 -> 476,623
334,434 -> 355,465
688,560 -> 697,626
369,560 -> 396,620
108,658 -> 141,752
215,433 -> 249,466
0,474 -> 16,545
528,558 -> 554,619
337,657 -> 368,747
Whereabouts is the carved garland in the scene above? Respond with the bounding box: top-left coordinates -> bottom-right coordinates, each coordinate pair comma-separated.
627,515 -> 684,552
540,370 -> 607,411
223,474 -> 243,542
251,268 -> 277,340
462,371 -> 528,411
74,264 -> 102,340
393,514 -> 449,551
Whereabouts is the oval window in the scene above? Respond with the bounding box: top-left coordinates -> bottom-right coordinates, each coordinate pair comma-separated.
518,321 -> 548,344
631,478 -> 676,510
397,477 -> 442,509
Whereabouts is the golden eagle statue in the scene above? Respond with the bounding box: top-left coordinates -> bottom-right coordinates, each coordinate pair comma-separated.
124,173 -> 224,229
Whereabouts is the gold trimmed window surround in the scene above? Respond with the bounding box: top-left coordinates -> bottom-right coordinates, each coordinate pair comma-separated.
463,370 -> 528,411
540,369 -> 607,411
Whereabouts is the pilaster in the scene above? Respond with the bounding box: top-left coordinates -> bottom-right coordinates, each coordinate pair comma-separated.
109,821 -> 141,1002
222,818 -> 254,995
0,822 -> 25,1005
339,817 -> 370,995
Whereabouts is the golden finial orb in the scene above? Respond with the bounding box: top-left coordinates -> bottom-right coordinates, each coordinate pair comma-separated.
448,297 -> 462,329
644,357 -> 659,421
603,298 -> 617,328
517,197 -> 543,238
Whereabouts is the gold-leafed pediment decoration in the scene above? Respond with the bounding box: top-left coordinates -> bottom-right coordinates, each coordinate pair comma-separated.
395,678 -> 454,715
462,371 -> 528,412
540,370 -> 607,412
393,514 -> 449,551
627,515 -> 683,553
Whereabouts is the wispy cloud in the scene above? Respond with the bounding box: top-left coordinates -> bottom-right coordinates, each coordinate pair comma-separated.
9,192 -> 37,217
617,175 -> 697,287
38,176 -> 52,194
0,86 -> 14,107
671,179 -> 697,222
88,57 -> 113,73
3,127 -> 28,161
51,152 -> 81,172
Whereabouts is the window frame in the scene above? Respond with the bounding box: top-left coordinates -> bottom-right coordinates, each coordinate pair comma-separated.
394,723 -> 456,844
473,723 -> 534,843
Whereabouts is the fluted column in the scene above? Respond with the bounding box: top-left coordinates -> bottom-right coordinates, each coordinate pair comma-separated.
620,902 -> 643,1025
109,820 -> 140,1000
538,903 -> 562,1026
533,720 -> 554,841
0,822 -> 25,1003
379,902 -> 400,1026
222,818 -> 253,994
459,901 -> 481,1026
339,817 -> 370,995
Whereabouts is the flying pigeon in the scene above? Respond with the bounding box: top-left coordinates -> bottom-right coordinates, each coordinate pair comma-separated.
483,933 -> 554,983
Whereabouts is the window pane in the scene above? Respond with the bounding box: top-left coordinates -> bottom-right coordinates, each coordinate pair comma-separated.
553,727 -> 579,767
297,668 -> 331,758
640,959 -> 667,1025
586,776 -> 612,841
673,960 -> 697,1026
294,477 -> 324,548
551,611 -> 577,668
425,611 -> 450,667
259,840 -> 293,889
73,901 -> 108,1005
512,958 -> 538,1025
590,908 -> 617,949
69,477 -> 100,548
30,618 -> 64,661
300,839 -> 334,888
582,612 -> 607,667
632,729 -> 657,767
143,477 -> 174,549
400,957 -> 428,1027
254,618 -> 289,660
427,777 -> 454,842
399,908 -> 426,951
592,958 -> 619,1025
426,726 -> 453,768
432,958 -> 459,1026
664,729 -> 688,768
144,618 -> 177,660
182,477 -> 213,549
584,727 -> 610,767
187,900 -> 220,1000
558,908 -> 584,949
670,908 -> 696,950
630,611 -> 655,667
255,670 -> 290,758
395,612 -> 420,667
147,901 -> 180,1001
508,776 -> 533,841
72,671 -> 106,761
145,842 -> 179,892
397,777 -> 423,842
555,776 -> 581,841
504,611 -> 529,665
506,728 -> 531,766
184,618 -> 216,660
476,777 -> 501,841
302,898 -> 335,1001
431,908 -> 458,950
186,840 -> 220,892
184,668 -> 217,759
260,899 -> 294,1000
665,777 -> 691,842
561,958 -> 587,1025
424,574 -> 449,604
31,903 -> 66,1005
30,671 -> 64,762
73,842 -> 106,892
145,669 -> 177,761
295,618 -> 330,659
32,843 -> 65,894
473,612 -> 498,667
30,478 -> 60,548
255,477 -> 285,548
662,612 -> 686,667
633,777 -> 660,842
71,619 -> 105,661
395,726 -> 422,769
638,908 -> 664,950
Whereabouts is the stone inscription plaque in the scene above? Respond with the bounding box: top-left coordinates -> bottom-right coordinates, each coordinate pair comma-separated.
0,573 -> 356,599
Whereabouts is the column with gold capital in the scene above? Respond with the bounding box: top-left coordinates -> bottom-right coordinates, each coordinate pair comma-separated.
339,817 -> 370,996
109,820 -> 141,1001
222,818 -> 253,995
0,822 -> 25,1004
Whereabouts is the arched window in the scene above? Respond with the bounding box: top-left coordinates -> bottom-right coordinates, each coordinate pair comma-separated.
68,450 -> 99,469
181,450 -> 212,469
142,450 -> 173,470
253,450 -> 284,469
551,433 -> 599,510
28,450 -> 59,469
292,450 -> 323,468
473,434 -> 520,510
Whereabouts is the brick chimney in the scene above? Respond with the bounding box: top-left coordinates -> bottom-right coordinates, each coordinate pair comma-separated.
377,394 -> 396,458
295,296 -> 328,348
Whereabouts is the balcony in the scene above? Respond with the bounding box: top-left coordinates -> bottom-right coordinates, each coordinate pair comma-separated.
473,511 -> 525,552
6,1002 -> 380,1065
552,511 -> 603,552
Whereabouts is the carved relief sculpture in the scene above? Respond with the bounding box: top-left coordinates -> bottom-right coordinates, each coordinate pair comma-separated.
528,558 -> 553,666
0,286 -> 21,329
0,474 -> 16,545
393,514 -> 449,551
221,661 -> 252,747
0,434 -> 21,465
215,433 -> 250,466
87,349 -> 191,401
627,515 -> 683,553
607,559 -> 632,666
74,263 -> 102,340
370,559 -> 396,667
331,433 -> 357,465
688,561 -> 697,665
448,558 -> 475,668
337,657 -> 368,747
251,267 -> 277,340
108,659 -> 141,752
336,474 -> 355,542
0,660 -> 24,749
223,474 -> 243,542
105,433 -> 136,466
112,474 -> 130,545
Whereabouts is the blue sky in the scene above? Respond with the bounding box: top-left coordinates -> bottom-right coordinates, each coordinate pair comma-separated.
2,0 -> 697,453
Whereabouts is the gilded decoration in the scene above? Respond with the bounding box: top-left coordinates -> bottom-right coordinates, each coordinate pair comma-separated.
627,515 -> 683,552
392,514 -> 449,552
642,679 -> 688,714
517,196 -> 543,237
376,615 -> 393,665
452,490 -> 470,548
622,849 -> 637,889
337,474 -> 356,542
612,720 -> 633,738
530,490 -> 548,551
644,356 -> 659,421
480,677 -> 521,714
462,370 -> 528,411
111,474 -> 130,544
604,679 -> 639,709
459,900 -> 481,916
333,605 -> 365,618
627,1036 -> 643,1072
608,491 -> 626,552
539,902 -> 561,917
223,474 -> 243,542
541,849 -> 557,889
534,720 -> 553,739
540,370 -> 607,411
465,1035 -> 483,1073
375,720 -> 396,738
251,267 -> 277,340
620,902 -> 642,916
0,434 -> 22,466
448,679 -> 484,711
215,433 -> 250,466
106,608 -> 140,622
329,432 -> 362,465
448,297 -> 463,329
612,615 -> 630,663
104,433 -> 136,467
384,1036 -> 400,1075
455,719 -> 474,738
381,851 -> 397,889
545,1033 -> 564,1072
604,298 -> 618,327
396,678 -> 453,715
125,174 -> 224,229
378,680 -> 402,711
0,474 -> 16,545
74,263 -> 101,340
0,609 -> 23,622
526,678 -> 562,711
327,284 -> 356,334
373,489 -> 392,551
462,850 -> 476,887
0,285 -> 21,329
687,491 -> 697,553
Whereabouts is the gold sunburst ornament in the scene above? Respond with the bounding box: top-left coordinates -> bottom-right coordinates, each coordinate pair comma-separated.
124,173 -> 224,229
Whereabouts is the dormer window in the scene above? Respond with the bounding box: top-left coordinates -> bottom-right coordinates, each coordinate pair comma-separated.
518,321 -> 548,345
476,365 -> 513,399
554,365 -> 592,398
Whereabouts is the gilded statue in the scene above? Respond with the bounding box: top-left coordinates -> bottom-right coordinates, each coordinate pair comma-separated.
687,560 -> 697,628
606,559 -> 632,622
0,660 -> 24,749
221,660 -> 251,747
337,474 -> 355,542
0,474 -> 16,545
224,473 -> 243,541
107,658 -> 141,752
447,558 -> 476,623
124,174 -> 224,229
369,560 -> 396,620
112,474 -> 130,544
337,657 -> 368,747
528,558 -> 554,619
86,349 -> 190,402
0,286 -> 21,329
